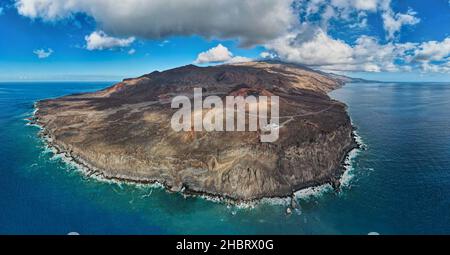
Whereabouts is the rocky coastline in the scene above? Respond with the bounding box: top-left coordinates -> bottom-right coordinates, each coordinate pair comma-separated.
31,61 -> 361,203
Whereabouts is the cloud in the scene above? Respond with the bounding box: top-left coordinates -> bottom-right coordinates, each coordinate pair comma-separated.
194,44 -> 251,64
407,37 -> 450,72
419,62 -> 450,73
266,28 -> 353,67
260,52 -> 276,59
16,0 -> 447,73
33,48 -> 53,58
158,40 -> 170,47
264,27 -> 416,72
300,0 -> 420,40
85,31 -> 135,50
195,44 -> 233,64
411,37 -> 450,63
15,0 -> 296,46
128,48 -> 136,55
265,26 -> 450,73
381,8 -> 420,40
304,0 -> 380,22
226,56 -> 253,64
330,0 -> 379,12
259,0 -> 425,72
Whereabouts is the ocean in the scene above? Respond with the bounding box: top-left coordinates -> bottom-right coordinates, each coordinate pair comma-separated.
0,81 -> 449,234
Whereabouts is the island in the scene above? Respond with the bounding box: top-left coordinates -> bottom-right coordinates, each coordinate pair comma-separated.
33,61 -> 358,202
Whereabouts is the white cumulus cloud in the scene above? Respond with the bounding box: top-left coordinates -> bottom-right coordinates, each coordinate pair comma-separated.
194,44 -> 251,64
267,28 -> 353,67
195,44 -> 233,64
33,48 -> 53,58
412,37 -> 450,63
85,31 -> 135,51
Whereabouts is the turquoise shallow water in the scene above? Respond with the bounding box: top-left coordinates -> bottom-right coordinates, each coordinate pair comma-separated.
0,82 -> 450,234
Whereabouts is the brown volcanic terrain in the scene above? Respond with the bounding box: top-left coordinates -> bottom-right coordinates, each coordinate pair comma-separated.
34,61 -> 357,201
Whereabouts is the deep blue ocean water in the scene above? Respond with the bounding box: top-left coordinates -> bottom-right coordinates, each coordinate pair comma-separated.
1,81 -> 450,234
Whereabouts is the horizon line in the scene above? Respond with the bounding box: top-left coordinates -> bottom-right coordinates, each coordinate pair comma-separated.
1,80 -> 450,84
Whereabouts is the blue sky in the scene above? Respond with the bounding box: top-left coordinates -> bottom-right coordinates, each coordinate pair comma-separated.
0,0 -> 450,82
